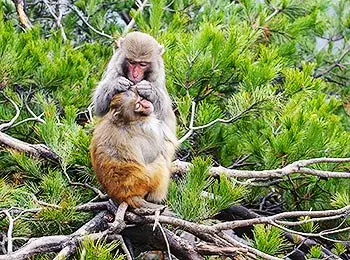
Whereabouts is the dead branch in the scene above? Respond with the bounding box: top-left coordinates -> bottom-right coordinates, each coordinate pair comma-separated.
1,199 -> 349,259
11,0 -> 32,30
178,100 -> 260,144
0,211 -> 118,260
1,129 -> 349,180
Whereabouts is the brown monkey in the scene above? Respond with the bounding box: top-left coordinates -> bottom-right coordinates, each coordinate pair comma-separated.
90,89 -> 177,208
93,31 -> 176,137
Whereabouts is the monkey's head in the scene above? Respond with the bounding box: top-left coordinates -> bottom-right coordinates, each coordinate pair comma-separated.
118,32 -> 164,83
109,90 -> 154,123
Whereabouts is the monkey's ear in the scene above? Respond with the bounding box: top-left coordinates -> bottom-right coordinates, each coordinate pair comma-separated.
158,44 -> 165,56
117,37 -> 124,48
113,110 -> 120,118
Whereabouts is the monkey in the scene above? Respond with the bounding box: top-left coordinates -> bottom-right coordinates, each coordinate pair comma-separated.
90,89 -> 177,208
93,31 -> 176,138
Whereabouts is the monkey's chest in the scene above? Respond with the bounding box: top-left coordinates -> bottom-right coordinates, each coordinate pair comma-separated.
129,120 -> 166,164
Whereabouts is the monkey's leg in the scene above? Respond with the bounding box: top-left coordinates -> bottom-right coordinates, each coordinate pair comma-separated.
96,159 -> 156,208
146,161 -> 171,203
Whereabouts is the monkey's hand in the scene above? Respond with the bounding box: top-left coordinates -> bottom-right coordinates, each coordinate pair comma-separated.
135,80 -> 157,103
116,76 -> 134,92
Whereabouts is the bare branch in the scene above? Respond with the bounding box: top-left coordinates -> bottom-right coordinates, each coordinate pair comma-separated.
66,4 -> 113,40
0,131 -> 59,161
211,205 -> 350,231
123,0 -> 149,34
42,0 -> 67,42
0,211 -> 119,260
178,101 -> 196,143
2,211 -> 13,253
179,99 -> 259,144
265,7 -> 282,23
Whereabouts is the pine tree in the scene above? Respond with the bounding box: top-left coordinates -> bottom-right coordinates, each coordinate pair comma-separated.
0,0 -> 349,259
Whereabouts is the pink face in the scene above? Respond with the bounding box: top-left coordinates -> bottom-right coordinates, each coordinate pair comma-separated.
134,95 -> 154,116
127,60 -> 150,83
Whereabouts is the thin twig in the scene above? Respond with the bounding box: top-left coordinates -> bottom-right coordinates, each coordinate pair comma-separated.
314,44 -> 350,78
265,7 -> 281,23
156,222 -> 172,260
0,93 -> 21,131
178,101 -> 196,143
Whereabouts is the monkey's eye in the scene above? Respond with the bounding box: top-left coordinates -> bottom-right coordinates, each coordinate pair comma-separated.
127,59 -> 136,65
135,103 -> 141,110
139,62 -> 148,68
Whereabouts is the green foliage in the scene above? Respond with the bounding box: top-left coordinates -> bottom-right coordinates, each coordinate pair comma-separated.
251,224 -> 290,257
10,152 -> 43,179
34,207 -> 90,235
0,0 -> 349,252
0,180 -> 33,208
331,191 -> 350,209
168,157 -> 247,221
78,237 -> 124,260
299,216 -> 319,233
35,101 -> 92,170
307,245 -> 323,259
331,243 -> 347,256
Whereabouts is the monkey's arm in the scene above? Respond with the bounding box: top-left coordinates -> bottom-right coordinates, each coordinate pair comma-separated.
136,80 -> 176,134
93,76 -> 134,117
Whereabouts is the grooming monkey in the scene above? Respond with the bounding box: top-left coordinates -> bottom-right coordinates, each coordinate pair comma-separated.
93,31 -> 176,137
90,89 -> 177,208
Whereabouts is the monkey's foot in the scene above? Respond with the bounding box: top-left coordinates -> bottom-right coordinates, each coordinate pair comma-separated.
131,201 -> 173,216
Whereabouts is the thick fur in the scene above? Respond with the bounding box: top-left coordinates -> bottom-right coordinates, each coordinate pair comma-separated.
93,32 -> 176,137
90,91 -> 177,208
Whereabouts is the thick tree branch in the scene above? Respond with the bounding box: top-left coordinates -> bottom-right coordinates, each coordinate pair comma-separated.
172,158 -> 350,178
0,211 -> 116,260
0,132 -> 59,161
11,0 -> 32,30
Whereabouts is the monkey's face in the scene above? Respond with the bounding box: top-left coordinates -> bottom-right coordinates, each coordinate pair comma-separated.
135,95 -> 154,116
118,32 -> 164,83
110,90 -> 154,122
126,59 -> 151,83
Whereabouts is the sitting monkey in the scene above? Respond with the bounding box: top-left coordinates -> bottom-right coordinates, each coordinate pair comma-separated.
90,89 -> 177,208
